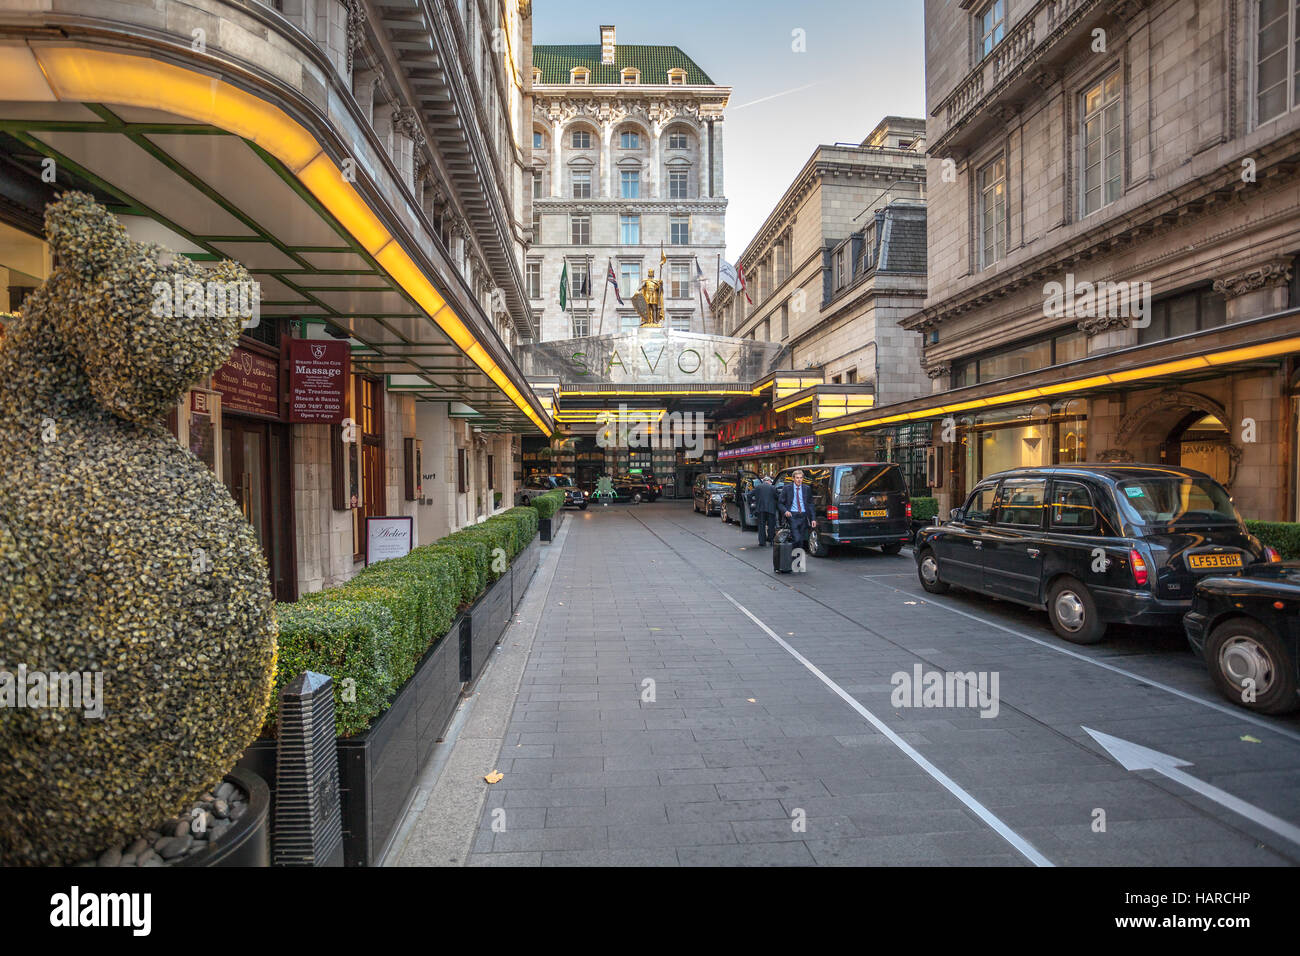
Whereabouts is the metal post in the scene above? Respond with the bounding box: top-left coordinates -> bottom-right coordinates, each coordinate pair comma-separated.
273,671 -> 344,866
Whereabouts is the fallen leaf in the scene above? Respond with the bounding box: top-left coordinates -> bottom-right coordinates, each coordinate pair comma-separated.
1241,735 -> 1262,744
484,770 -> 504,784
747,698 -> 756,703
904,601 -> 918,605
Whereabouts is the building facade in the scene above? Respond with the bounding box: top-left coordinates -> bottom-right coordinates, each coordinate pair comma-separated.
822,0 -> 1300,521
711,117 -> 932,478
527,26 -> 730,341
0,0 -> 552,599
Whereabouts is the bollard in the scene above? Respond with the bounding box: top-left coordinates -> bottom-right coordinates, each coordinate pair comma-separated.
273,671 -> 344,867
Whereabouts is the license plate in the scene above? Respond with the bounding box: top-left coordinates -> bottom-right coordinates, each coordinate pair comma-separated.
1188,553 -> 1243,570
861,509 -> 888,518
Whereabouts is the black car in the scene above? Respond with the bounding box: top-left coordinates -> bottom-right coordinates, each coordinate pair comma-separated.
771,462 -> 912,557
518,474 -> 588,510
1184,563 -> 1297,714
693,473 -> 737,516
589,474 -> 658,503
721,472 -> 762,528
914,465 -> 1278,645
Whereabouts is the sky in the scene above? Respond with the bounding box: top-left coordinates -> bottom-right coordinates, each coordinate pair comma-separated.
531,0 -> 927,263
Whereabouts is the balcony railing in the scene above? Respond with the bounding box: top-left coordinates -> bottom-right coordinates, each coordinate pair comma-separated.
992,15 -> 1035,86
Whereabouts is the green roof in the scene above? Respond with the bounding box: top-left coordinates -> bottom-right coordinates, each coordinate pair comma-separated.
532,45 -> 716,86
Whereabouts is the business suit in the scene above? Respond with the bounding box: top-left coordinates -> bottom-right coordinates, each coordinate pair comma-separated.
779,480 -> 815,551
754,480 -> 778,546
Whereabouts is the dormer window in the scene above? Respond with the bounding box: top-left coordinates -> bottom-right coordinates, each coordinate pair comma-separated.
571,67 -> 590,85
667,68 -> 686,86
531,67 -> 541,85
621,68 -> 639,85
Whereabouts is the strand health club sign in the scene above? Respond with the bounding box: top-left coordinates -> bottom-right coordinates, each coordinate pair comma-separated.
288,339 -> 350,424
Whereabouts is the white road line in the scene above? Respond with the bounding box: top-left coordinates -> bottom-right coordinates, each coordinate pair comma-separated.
860,576 -> 1300,745
719,590 -> 1054,868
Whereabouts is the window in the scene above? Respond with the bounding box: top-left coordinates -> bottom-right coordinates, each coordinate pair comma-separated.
532,168 -> 543,198
533,130 -> 543,149
531,207 -> 542,241
620,169 -> 640,198
620,261 -> 641,297
780,302 -> 789,339
571,311 -> 590,337
620,312 -> 640,331
620,214 -> 640,244
667,68 -> 686,85
570,214 -> 589,244
621,68 -> 639,85
978,155 -> 1006,269
670,216 -> 690,245
834,247 -> 848,289
1257,0 -> 1299,122
620,130 -> 640,149
845,368 -> 857,383
571,129 -> 592,149
978,338 -> 1051,382
532,67 -> 541,85
1050,480 -> 1095,529
831,374 -> 842,384
669,262 -> 690,298
996,478 -> 1046,528
457,447 -> 468,492
964,483 -> 998,523
978,0 -> 1005,61
667,131 -> 688,149
569,259 -> 591,298
1081,69 -> 1123,216
668,169 -> 689,199
1138,288 -> 1228,345
525,260 -> 541,299
669,313 -> 691,331
571,169 -> 591,198
571,67 -> 589,85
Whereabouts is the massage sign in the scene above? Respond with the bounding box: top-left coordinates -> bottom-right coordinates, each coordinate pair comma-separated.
288,339 -> 350,424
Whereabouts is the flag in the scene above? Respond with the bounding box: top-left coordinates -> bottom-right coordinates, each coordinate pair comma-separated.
605,259 -> 624,305
719,258 -> 739,290
693,257 -> 712,309
558,260 -> 568,311
659,241 -> 666,276
737,261 -> 753,305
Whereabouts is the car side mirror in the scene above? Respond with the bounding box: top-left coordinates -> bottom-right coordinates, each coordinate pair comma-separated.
949,508 -> 963,521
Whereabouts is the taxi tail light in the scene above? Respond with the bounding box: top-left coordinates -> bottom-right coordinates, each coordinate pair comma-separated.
826,505 -> 839,521
1129,548 -> 1149,587
1265,546 -> 1281,563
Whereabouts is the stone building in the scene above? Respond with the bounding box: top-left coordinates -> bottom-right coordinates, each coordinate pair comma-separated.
527,25 -> 730,341
822,0 -> 1300,521
710,117 -> 932,480
0,0 -> 552,598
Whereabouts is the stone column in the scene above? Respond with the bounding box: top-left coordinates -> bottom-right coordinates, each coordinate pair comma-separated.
600,120 -> 613,198
652,126 -> 663,199
1212,258 -> 1293,322
550,120 -> 562,197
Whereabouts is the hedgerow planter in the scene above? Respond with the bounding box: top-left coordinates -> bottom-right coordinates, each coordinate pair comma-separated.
540,509 -> 564,541
175,768 -> 270,868
237,614 -> 464,867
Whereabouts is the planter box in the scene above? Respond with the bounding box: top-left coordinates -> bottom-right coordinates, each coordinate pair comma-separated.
237,614 -> 464,867
539,509 -> 565,541
175,768 -> 270,867
512,538 -> 539,611
466,565 -> 511,686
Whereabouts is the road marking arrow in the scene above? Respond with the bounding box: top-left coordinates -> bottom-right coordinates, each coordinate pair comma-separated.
1082,727 -> 1300,849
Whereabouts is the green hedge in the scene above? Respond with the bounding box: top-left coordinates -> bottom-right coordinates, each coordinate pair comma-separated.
268,507 -> 542,737
529,489 -> 566,519
910,497 -> 939,522
270,600 -> 397,737
1246,520 -> 1300,559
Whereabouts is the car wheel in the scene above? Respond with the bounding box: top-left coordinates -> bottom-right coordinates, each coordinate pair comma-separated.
881,542 -> 903,556
632,492 -> 643,504
1047,576 -> 1106,645
1205,618 -> 1299,714
580,502 -> 588,511
808,527 -> 831,558
918,549 -> 949,594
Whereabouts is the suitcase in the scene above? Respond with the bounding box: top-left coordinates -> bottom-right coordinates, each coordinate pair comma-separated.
773,540 -> 794,574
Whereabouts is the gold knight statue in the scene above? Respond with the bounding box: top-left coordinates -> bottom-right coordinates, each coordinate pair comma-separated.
634,269 -> 664,327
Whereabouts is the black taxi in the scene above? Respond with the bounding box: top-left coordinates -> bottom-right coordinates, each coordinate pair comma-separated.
772,462 -> 912,556
914,465 -> 1280,645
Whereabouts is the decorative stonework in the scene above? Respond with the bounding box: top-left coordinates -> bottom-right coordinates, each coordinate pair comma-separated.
1095,448 -> 1136,463
1211,258 -> 1292,298
344,0 -> 367,75
1114,390 -> 1227,447
393,106 -> 425,151
1077,314 -> 1133,336
924,362 -> 950,379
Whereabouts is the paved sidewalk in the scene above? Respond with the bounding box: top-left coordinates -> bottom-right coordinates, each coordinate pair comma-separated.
398,501 -> 1300,867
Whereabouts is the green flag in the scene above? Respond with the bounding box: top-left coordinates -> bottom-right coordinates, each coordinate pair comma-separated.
559,261 -> 568,312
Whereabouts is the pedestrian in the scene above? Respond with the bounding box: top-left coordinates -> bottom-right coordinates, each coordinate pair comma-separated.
754,474 -> 778,546
779,468 -> 816,552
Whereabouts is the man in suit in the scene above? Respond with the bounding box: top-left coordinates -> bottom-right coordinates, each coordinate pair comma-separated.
779,469 -> 816,552
753,475 -> 778,546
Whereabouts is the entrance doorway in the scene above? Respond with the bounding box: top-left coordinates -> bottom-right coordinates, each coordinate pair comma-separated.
1164,411 -> 1233,485
222,416 -> 296,602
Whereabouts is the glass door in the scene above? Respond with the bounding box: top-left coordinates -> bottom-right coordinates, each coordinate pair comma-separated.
221,416 -> 295,602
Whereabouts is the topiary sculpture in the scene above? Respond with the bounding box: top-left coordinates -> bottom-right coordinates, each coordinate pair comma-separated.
0,192 -> 277,866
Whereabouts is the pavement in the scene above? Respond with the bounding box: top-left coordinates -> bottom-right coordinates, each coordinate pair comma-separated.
388,499 -> 1300,867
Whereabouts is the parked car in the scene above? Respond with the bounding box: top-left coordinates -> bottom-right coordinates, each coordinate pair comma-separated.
914,465 -> 1281,645
693,473 -> 736,516
1184,563 -> 1298,714
721,473 -> 762,528
589,474 -> 658,503
518,474 -> 588,510
770,462 -> 912,557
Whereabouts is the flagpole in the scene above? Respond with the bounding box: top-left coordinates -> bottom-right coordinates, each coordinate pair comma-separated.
694,256 -> 705,334
586,252 -> 593,335
598,257 -> 610,336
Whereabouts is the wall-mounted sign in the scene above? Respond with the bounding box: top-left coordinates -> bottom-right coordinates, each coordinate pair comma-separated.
214,345 -> 280,418
718,435 -> 816,461
366,516 -> 413,566
288,338 -> 350,423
